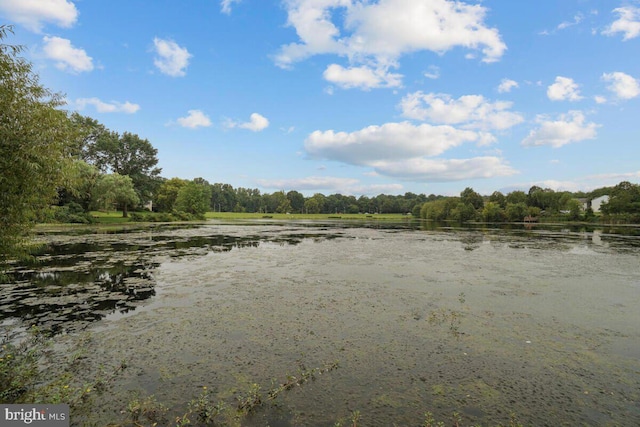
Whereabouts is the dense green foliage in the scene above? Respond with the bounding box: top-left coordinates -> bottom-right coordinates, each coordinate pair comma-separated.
94,173 -> 140,217
0,26 -> 74,267
86,130 -> 161,203
174,180 -> 212,217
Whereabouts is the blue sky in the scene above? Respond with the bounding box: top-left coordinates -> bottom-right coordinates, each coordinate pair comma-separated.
1,0 -> 639,196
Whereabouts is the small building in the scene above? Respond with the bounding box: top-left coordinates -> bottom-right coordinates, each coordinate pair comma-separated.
590,195 -> 609,213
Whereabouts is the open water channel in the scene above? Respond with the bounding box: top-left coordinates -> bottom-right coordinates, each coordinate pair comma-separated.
1,220 -> 639,426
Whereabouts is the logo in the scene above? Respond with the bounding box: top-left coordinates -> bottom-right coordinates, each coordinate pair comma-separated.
1,405 -> 69,426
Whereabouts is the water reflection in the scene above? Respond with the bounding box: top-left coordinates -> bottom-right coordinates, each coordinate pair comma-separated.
0,229 -> 342,335
1,221 -> 638,336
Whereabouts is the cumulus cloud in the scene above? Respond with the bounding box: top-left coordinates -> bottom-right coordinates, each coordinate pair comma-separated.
177,110 -> 212,129
226,113 -> 270,132
305,122 -> 479,165
220,0 -> 241,15
42,36 -> 93,73
372,157 -> 517,182
275,0 -> 506,87
603,6 -> 640,40
602,71 -> 640,100
547,76 -> 583,101
75,98 -> 140,114
152,37 -> 191,77
521,111 -> 599,148
399,92 -> 524,131
323,64 -> 402,89
303,121 -> 515,182
497,78 -> 518,93
0,0 -> 78,32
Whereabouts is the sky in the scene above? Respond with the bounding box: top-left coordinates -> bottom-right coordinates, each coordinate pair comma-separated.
1,0 -> 639,197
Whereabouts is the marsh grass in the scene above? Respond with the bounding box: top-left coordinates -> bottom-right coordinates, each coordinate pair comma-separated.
0,327 -> 126,420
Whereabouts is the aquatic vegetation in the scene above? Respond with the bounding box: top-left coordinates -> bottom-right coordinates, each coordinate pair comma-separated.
427,292 -> 467,338
0,327 -> 125,422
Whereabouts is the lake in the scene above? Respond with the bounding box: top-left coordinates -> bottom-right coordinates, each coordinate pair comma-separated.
1,220 -> 639,426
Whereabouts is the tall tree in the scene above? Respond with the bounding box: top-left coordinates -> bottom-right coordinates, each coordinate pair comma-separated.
286,190 -> 305,213
94,173 -> 139,217
460,187 -> 484,210
0,26 -> 73,269
175,181 -> 212,217
154,177 -> 188,212
68,112 -> 107,160
87,131 -> 161,204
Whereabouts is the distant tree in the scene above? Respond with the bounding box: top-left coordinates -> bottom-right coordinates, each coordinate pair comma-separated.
482,202 -> 505,222
505,202 -> 528,222
268,191 -> 291,213
304,197 -> 321,214
66,160 -> 102,212
86,131 -> 161,203
488,191 -> 506,209
1,25 -> 74,269
460,187 -> 484,210
155,177 -> 188,212
175,181 -> 212,217
94,173 -> 139,217
68,112 -> 107,160
567,199 -> 583,221
601,181 -> 640,215
451,202 -> 476,222
309,193 -> 326,214
211,183 -> 236,212
420,198 -> 459,221
506,190 -> 527,205
286,190 -> 305,213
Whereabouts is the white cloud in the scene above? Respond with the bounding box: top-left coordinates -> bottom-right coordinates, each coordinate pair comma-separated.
304,121 -> 517,182
522,111 -> 599,148
275,0 -> 506,87
0,0 -> 78,32
594,95 -> 607,104
557,13 -> 584,30
372,157 -> 517,182
220,0 -> 241,15
152,37 -> 191,77
497,78 -> 518,93
226,113 -> 270,132
177,110 -> 212,128
399,92 -> 524,131
586,170 -> 640,182
75,98 -> 140,114
241,113 -> 270,131
602,72 -> 640,100
603,6 -> 640,40
323,63 -> 402,89
42,36 -> 93,73
305,122 -> 480,165
547,76 -> 583,101
424,65 -> 440,80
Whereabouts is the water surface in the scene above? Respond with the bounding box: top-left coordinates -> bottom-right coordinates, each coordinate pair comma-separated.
2,221 -> 639,426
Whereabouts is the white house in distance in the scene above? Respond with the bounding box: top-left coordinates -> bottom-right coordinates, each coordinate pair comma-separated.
590,195 -> 609,213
